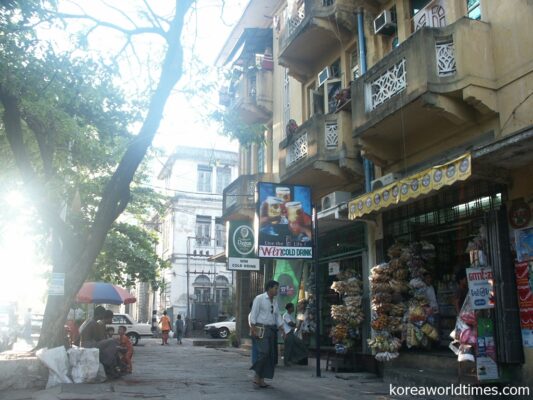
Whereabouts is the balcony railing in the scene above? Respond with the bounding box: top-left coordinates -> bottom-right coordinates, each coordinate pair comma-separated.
351,17 -> 495,163
222,173 -> 277,218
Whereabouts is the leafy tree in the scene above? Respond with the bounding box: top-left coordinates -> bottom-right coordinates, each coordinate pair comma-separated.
0,0 -> 193,348
91,222 -> 169,288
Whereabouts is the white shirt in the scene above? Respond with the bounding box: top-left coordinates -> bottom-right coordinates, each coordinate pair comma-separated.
250,292 -> 283,327
282,312 -> 295,335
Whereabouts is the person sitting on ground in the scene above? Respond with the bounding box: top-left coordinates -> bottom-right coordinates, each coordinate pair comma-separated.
117,326 -> 133,373
79,306 -> 107,348
282,303 -> 308,366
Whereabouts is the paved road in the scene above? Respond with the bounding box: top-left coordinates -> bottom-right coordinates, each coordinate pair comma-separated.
1,338 -> 393,400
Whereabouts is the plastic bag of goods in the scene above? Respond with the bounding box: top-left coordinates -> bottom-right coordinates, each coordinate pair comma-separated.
68,346 -> 100,383
36,346 -> 73,388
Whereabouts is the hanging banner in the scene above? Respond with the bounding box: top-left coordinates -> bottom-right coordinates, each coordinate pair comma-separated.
256,182 -> 313,259
515,227 -> 533,262
466,267 -> 495,310
348,153 -> 471,220
226,221 -> 259,271
476,317 -> 500,381
515,261 -> 533,348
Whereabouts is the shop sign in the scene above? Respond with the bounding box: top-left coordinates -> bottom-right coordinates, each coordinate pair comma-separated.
515,227 -> 533,262
476,317 -> 499,381
328,262 -> 340,276
515,261 -> 533,348
256,182 -> 313,259
466,267 -> 495,310
49,272 -> 65,296
348,153 -> 471,220
226,221 -> 259,271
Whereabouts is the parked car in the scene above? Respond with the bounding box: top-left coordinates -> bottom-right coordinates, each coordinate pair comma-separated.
204,316 -> 236,339
106,313 -> 152,345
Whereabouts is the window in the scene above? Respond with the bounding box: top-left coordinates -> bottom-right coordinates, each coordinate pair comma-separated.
467,0 -> 481,20
411,0 -> 432,16
215,288 -> 230,304
257,142 -> 265,174
196,215 -> 211,246
349,48 -> 359,81
215,219 -> 225,247
194,287 -> 211,303
216,167 -> 231,194
283,68 -> 290,136
197,165 -> 212,192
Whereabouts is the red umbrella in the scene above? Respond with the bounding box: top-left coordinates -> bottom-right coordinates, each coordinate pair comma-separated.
76,282 -> 137,305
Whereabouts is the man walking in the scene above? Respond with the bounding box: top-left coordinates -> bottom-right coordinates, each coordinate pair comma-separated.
175,314 -> 184,344
249,280 -> 283,388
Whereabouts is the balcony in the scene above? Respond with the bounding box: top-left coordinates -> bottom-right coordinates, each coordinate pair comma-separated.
221,67 -> 273,124
278,112 -> 363,201
278,0 -> 360,81
351,17 -> 496,167
222,173 -> 277,220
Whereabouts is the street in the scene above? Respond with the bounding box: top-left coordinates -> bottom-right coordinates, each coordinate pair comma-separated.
1,339 -> 393,400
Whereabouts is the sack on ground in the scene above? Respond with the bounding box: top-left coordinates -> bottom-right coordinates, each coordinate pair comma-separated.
68,347 -> 100,383
36,346 -> 73,388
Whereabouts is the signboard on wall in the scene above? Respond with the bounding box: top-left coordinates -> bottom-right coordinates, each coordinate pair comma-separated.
466,267 -> 495,310
256,182 -> 313,259
515,261 -> 533,348
226,221 -> 259,271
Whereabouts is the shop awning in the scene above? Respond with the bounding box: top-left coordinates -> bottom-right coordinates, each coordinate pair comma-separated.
348,153 -> 472,220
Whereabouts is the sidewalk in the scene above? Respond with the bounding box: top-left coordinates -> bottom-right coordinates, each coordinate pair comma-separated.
0,338 -> 393,400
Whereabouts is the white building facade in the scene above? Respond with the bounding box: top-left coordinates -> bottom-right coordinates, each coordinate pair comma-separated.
157,147 -> 239,325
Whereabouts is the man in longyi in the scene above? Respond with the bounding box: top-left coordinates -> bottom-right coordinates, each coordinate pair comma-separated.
249,280 -> 284,388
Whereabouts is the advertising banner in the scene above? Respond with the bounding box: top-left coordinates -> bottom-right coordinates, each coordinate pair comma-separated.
515,261 -> 533,348
466,267 -> 495,310
256,182 -> 313,259
226,221 -> 259,271
49,272 -> 65,296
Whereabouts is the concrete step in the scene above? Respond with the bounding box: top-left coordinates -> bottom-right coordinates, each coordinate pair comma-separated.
389,350 -> 457,370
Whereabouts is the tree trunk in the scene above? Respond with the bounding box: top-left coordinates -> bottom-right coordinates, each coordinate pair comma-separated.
1,0 -> 194,349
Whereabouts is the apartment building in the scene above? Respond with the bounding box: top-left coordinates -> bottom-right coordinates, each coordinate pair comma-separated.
154,147 -> 239,326
217,0 -> 533,386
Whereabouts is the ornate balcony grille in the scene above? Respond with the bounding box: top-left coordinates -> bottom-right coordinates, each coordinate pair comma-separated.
370,58 -> 407,109
287,2 -> 306,36
436,41 -> 456,77
287,133 -> 308,166
325,122 -> 338,149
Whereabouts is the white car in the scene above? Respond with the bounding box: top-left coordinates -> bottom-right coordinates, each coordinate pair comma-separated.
106,313 -> 152,345
204,317 -> 236,339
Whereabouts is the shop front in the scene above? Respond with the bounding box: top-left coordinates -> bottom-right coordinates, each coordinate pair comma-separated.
349,149 -> 529,386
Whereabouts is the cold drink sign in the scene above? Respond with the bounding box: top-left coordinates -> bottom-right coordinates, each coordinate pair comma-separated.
226,221 -> 260,271
466,267 -> 495,310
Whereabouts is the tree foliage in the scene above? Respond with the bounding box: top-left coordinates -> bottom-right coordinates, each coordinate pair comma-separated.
0,0 -> 193,348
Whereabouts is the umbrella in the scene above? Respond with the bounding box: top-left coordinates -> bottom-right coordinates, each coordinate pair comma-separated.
76,282 -> 137,305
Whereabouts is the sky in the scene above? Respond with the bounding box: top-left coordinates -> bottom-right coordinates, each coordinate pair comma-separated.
0,0 -> 248,312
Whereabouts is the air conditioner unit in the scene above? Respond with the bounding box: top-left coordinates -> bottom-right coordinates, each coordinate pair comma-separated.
373,9 -> 397,35
371,172 -> 401,191
317,66 -> 330,87
321,191 -> 351,211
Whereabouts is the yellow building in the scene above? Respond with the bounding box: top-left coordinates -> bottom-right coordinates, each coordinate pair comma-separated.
218,0 -> 533,388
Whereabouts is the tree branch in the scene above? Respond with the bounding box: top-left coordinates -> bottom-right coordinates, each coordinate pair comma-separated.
50,11 -> 166,38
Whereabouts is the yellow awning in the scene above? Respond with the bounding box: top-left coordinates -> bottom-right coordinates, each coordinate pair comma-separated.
348,153 -> 472,220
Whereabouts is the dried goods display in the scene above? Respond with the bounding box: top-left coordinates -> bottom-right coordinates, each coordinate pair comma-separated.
329,271 -> 364,352
368,241 -> 439,361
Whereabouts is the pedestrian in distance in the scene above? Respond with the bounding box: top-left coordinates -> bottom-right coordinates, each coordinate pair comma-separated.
248,301 -> 258,365
249,280 -> 284,388
282,303 -> 308,366
175,314 -> 184,344
159,311 -> 172,345
23,308 -> 32,344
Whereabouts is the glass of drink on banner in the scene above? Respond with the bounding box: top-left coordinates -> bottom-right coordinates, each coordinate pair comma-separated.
276,187 -> 291,203
265,196 -> 283,223
286,201 -> 302,234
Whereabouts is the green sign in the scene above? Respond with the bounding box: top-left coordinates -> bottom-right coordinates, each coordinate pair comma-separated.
227,221 -> 259,271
